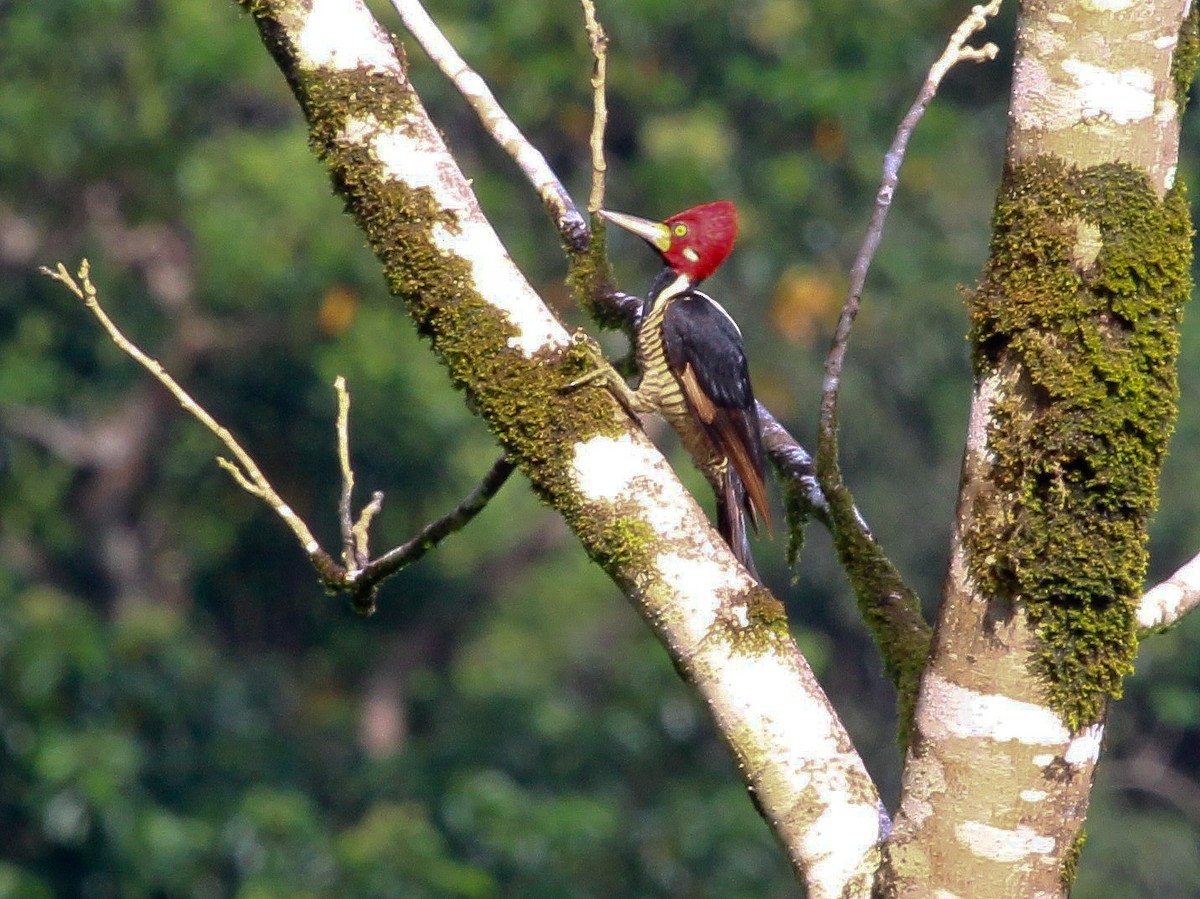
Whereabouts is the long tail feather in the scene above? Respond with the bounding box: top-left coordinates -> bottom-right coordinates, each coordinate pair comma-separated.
716,468 -> 760,581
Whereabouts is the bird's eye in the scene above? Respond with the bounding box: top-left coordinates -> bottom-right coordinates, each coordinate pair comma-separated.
673,223 -> 688,237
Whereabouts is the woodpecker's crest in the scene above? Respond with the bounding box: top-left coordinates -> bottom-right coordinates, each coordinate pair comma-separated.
600,201 -> 738,282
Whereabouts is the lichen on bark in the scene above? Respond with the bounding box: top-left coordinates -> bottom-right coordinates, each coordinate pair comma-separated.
966,158 -> 1192,729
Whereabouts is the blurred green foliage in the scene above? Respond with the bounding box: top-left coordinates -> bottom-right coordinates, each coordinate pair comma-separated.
1,0 -> 1199,895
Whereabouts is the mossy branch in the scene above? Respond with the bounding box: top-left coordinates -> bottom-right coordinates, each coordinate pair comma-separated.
1169,0 -> 1200,108
41,259 -> 512,615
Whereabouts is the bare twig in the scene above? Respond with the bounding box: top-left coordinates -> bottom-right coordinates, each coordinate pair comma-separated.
353,455 -> 516,605
41,260 -> 515,611
819,0 -> 1001,443
389,0 -> 588,251
1139,549 -> 1200,634
336,376 -> 356,568
579,0 -> 609,213
41,260 -> 334,574
352,491 -> 384,569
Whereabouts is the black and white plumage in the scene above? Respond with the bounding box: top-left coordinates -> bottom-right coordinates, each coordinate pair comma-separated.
631,272 -> 770,577
594,200 -> 772,577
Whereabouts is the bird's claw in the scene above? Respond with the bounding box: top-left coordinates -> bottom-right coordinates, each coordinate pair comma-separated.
562,329 -> 642,418
563,329 -> 612,391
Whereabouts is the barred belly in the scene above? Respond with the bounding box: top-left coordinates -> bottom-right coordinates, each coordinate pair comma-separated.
635,311 -> 725,486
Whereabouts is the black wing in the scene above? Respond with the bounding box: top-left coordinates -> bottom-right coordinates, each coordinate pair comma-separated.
662,291 -> 754,409
662,291 -> 771,533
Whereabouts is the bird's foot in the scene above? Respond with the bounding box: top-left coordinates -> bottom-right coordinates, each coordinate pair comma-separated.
562,329 -> 611,390
562,329 -> 643,418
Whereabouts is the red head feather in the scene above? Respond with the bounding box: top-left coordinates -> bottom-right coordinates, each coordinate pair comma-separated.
662,201 -> 738,281
600,200 -> 739,283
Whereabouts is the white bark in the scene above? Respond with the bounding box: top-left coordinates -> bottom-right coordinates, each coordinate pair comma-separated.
1139,550 -> 1200,631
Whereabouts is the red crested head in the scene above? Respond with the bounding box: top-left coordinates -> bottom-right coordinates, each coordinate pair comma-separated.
600,200 -> 739,283
663,201 -> 738,281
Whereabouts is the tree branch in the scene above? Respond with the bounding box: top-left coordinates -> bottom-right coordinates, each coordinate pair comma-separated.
40,260 -> 340,580
387,0 -> 588,252
569,0 -> 641,335
336,375 -> 357,568
811,0 -> 1001,736
579,0 -> 609,214
1139,549 -> 1200,633
818,0 -> 1000,437
352,454 -> 515,600
40,259 -> 515,612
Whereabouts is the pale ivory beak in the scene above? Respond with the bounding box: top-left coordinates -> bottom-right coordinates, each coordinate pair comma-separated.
598,209 -> 672,253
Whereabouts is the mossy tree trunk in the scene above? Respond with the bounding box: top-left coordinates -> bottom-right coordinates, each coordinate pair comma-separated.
882,1 -> 1194,896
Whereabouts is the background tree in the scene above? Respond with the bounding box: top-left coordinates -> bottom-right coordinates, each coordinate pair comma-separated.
2,0 -> 1200,896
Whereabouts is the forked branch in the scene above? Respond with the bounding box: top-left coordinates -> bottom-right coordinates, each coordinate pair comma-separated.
41,260 -> 512,614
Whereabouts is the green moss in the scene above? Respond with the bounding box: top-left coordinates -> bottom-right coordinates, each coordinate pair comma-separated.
967,158 -> 1192,728
782,478 -> 811,569
820,478 -> 929,748
699,588 -> 792,657
1172,1 -> 1200,108
1061,826 -> 1087,890
588,517 -> 656,569
567,216 -> 621,328
744,583 -> 792,638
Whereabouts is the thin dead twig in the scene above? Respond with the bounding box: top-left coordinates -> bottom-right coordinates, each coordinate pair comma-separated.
579,0 -> 609,213
819,0 -> 1002,445
41,260 -> 513,612
41,260 -> 329,564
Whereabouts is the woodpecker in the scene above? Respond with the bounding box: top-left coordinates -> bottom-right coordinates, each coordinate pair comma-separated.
591,200 -> 771,577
